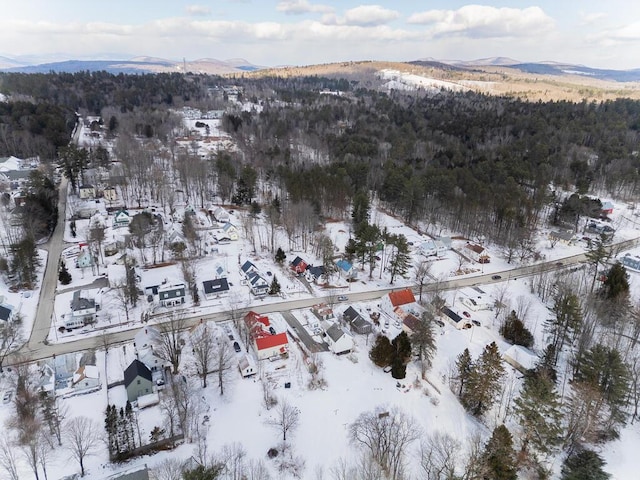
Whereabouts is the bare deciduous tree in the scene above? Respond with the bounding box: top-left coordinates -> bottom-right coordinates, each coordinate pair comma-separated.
150,458 -> 185,480
266,399 -> 300,442
158,312 -> 186,374
64,416 -> 100,477
419,431 -> 460,480
0,436 -> 19,480
216,338 -> 236,396
0,320 -> 22,372
349,405 -> 421,480
414,260 -> 432,303
191,323 -> 216,388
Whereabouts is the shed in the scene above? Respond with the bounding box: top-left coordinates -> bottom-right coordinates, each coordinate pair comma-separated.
503,345 -> 538,373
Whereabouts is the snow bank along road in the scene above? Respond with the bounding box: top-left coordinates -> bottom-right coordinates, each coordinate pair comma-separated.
11,234 -> 640,365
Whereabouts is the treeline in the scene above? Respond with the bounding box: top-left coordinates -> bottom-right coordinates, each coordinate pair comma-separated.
0,71 -> 210,114
225,81 -> 640,246
0,100 -> 75,159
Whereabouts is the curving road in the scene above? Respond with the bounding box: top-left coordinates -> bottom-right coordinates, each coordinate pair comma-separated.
9,160 -> 640,367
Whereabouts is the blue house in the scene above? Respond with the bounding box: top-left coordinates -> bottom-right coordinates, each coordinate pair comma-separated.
621,254 -> 640,272
336,259 -> 357,280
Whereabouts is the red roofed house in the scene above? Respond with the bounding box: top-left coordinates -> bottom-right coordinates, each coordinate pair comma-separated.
290,256 -> 308,275
464,243 -> 490,264
381,289 -> 419,321
244,311 -> 289,360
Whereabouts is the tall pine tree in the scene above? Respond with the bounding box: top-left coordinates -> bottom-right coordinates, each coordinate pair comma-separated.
513,370 -> 563,456
461,342 -> 505,417
482,425 -> 518,480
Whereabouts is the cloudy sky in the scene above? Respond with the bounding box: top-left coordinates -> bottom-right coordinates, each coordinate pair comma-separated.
1,0 -> 638,69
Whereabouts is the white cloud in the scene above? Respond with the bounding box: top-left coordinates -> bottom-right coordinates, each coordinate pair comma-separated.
276,1 -> 333,15
407,5 -> 554,39
579,12 -> 608,25
186,5 -> 212,17
591,21 -> 640,45
343,5 -> 400,26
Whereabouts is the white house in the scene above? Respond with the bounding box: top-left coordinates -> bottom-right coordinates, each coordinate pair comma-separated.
157,282 -> 186,307
238,356 -> 257,378
113,209 -> 131,228
459,288 -> 491,312
222,222 -> 239,241
71,365 -> 101,393
325,323 -> 354,355
244,311 -> 289,360
213,207 -> 230,223
419,239 -> 447,257
248,272 -> 269,296
202,278 -> 230,300
78,184 -> 96,199
134,326 -> 163,351
464,243 -> 490,263
381,289 -> 419,320
67,290 -> 97,329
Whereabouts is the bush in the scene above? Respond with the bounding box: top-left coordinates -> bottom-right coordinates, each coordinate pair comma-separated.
500,310 -> 534,347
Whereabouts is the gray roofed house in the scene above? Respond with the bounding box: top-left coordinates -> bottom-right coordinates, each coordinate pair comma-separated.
343,306 -> 373,334
248,272 -> 269,296
71,290 -> 96,317
441,307 -> 471,330
124,359 -> 153,403
202,278 -> 230,299
157,282 -> 186,307
325,323 -> 353,355
241,260 -> 258,277
0,303 -> 14,322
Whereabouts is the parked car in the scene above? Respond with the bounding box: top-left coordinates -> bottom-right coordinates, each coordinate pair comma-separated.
233,341 -> 241,352
434,319 -> 445,327
2,390 -> 13,404
462,311 -> 471,318
337,295 -> 348,302
269,326 -> 276,335
472,320 -> 481,327
383,365 -> 393,373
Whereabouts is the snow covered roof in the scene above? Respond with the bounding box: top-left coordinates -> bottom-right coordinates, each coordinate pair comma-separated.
503,345 -> 538,371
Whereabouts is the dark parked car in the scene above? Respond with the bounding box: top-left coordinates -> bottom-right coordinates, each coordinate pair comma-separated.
472,320 -> 481,327
233,341 -> 241,353
462,311 -> 471,318
491,275 -> 502,280
269,326 -> 276,335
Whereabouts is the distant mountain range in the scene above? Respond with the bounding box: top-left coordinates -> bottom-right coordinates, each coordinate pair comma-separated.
1,54 -> 639,82
0,56 -> 262,75
415,57 -> 640,82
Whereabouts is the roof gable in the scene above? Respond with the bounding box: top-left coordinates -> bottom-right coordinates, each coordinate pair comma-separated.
124,359 -> 152,387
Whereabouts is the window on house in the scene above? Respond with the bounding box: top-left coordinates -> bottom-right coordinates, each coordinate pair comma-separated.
137,379 -> 141,385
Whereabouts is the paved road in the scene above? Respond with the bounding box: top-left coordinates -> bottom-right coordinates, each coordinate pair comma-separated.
9,210 -> 640,365
281,311 -> 329,353
19,176 -> 69,358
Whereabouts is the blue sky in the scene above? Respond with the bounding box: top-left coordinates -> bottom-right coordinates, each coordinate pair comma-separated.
1,1 -> 639,69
